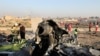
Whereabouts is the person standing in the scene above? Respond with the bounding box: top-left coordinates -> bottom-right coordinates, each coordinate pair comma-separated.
68,23 -> 72,36
89,22 -> 92,32
65,23 -> 68,31
73,27 -> 78,44
11,23 -> 19,43
60,21 -> 64,28
95,22 -> 99,34
18,23 -> 26,43
68,23 -> 72,32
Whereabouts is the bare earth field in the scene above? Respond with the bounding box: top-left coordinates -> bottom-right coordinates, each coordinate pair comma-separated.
78,31 -> 100,50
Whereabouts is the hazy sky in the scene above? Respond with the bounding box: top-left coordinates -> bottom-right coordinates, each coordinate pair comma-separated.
0,0 -> 100,17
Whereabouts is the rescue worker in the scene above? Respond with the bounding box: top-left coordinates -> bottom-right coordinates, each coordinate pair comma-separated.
11,23 -> 19,43
68,23 -> 72,37
73,27 -> 78,44
95,22 -> 99,34
65,23 -> 68,31
89,22 -> 92,32
68,23 -> 72,32
18,23 -> 26,43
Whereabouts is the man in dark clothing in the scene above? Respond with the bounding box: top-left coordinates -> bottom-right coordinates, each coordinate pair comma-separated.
19,23 -> 25,39
89,22 -> 92,32
65,23 -> 68,31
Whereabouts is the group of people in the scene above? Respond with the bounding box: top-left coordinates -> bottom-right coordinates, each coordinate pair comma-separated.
11,23 -> 25,43
89,22 -> 99,33
65,23 -> 78,44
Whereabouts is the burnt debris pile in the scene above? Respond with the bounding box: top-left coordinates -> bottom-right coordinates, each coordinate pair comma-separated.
46,43 -> 93,56
32,19 -> 99,56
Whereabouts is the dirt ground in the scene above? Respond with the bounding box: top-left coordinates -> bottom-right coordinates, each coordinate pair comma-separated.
78,31 -> 100,50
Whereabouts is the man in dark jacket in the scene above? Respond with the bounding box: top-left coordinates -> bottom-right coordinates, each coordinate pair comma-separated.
19,23 -> 25,39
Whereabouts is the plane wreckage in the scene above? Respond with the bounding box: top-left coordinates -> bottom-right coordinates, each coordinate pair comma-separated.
0,19 -> 100,56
